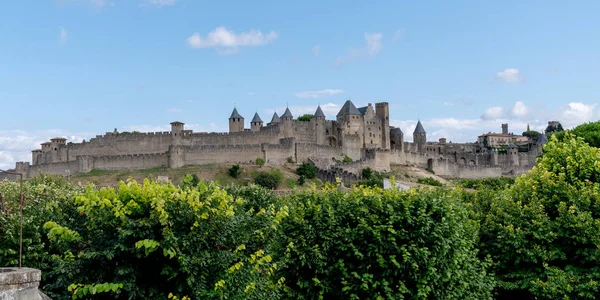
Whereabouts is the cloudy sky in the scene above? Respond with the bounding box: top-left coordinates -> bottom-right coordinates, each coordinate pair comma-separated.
0,0 -> 599,169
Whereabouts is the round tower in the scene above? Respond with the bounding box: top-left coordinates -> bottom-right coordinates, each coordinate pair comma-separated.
312,105 -> 326,144
251,113 -> 263,132
281,107 -> 294,138
170,121 -> 185,136
229,107 -> 245,133
413,120 -> 426,153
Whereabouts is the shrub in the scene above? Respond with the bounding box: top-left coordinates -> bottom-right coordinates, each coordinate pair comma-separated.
417,177 -> 443,186
342,155 -> 353,163
254,171 -> 282,190
297,175 -> 305,186
228,164 -> 241,178
296,114 -> 313,122
37,179 -> 286,299
255,158 -> 265,167
457,177 -> 514,190
181,173 -> 200,188
275,185 -> 495,298
296,163 -> 317,179
357,168 -> 383,188
361,167 -> 374,179
478,133 -> 600,298
425,167 -> 435,174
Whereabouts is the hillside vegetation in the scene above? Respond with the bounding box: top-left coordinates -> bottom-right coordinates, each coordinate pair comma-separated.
1,133 -> 599,299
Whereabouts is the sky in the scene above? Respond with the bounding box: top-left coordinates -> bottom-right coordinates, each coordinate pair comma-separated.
0,0 -> 599,169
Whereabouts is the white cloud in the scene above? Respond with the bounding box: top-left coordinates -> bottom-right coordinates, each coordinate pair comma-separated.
444,97 -> 473,106
312,45 -> 320,57
187,27 -> 278,53
146,0 -> 175,6
0,129 -> 91,170
496,68 -> 521,83
167,108 -> 182,113
334,32 -> 383,66
365,33 -> 383,56
481,107 -> 505,120
561,102 -> 596,127
59,27 -> 68,44
393,29 -> 404,41
511,101 -> 528,117
295,89 -> 344,99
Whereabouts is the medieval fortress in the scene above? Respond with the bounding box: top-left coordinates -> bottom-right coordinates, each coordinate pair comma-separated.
4,100 -> 548,181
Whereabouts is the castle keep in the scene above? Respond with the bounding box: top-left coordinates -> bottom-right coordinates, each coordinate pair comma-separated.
5,100 -> 546,180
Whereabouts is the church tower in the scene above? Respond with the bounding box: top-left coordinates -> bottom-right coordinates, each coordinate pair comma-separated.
229,107 -> 244,133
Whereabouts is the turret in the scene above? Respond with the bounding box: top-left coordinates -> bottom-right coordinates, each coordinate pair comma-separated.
170,121 -> 185,137
535,133 -> 548,155
50,137 -> 67,162
390,127 -> 404,151
251,113 -> 263,132
336,100 -> 363,134
269,112 -> 281,126
281,108 -> 294,137
313,105 -> 326,144
229,107 -> 244,133
413,120 -> 426,153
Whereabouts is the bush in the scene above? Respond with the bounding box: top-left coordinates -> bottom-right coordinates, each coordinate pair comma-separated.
297,175 -> 305,186
357,168 -> 383,188
36,179 -> 286,299
417,177 -> 443,186
342,155 -> 353,163
254,170 -> 282,190
255,158 -> 265,167
228,164 -> 241,178
478,133 -> 600,298
457,177 -> 514,190
275,186 -> 495,298
296,163 -> 317,179
181,173 -> 200,188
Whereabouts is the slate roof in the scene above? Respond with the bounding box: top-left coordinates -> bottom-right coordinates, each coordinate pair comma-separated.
270,112 -> 281,123
391,127 -> 403,134
536,133 -> 548,145
507,143 -> 518,149
281,108 -> 294,118
314,106 -> 325,118
251,112 -> 263,123
336,100 -> 361,117
229,107 -> 244,119
413,121 -> 426,134
357,106 -> 368,116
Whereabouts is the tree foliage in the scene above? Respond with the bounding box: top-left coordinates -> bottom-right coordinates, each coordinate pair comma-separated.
295,163 -> 317,179
254,170 -> 282,190
522,130 -> 542,143
255,158 -> 265,167
478,133 -> 600,299
555,121 -> 600,148
296,114 -> 313,122
276,185 -> 495,299
228,165 -> 241,178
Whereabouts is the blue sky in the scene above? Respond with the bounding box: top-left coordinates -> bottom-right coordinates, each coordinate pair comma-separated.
1,0 -> 599,168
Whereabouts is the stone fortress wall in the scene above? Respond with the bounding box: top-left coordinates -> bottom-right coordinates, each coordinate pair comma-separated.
3,100 -> 549,181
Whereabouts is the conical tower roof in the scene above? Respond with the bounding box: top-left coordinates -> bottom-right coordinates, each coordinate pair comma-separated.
281,107 -> 293,118
536,133 -> 548,145
270,112 -> 281,123
251,112 -> 263,123
229,107 -> 244,119
413,120 -> 426,134
314,105 -> 325,118
336,100 -> 361,117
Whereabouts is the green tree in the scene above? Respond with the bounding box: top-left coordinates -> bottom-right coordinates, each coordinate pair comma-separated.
545,122 -> 564,134
295,163 -> 317,179
555,121 -> 600,148
229,164 -> 241,178
522,130 -> 542,143
276,185 -> 494,299
296,114 -> 313,122
479,133 -> 600,299
255,158 -> 265,168
254,171 -> 281,190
